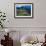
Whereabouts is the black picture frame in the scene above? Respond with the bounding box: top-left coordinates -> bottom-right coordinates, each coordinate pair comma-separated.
14,3 -> 33,18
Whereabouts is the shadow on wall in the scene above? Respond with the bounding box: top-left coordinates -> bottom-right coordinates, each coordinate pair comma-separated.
13,40 -> 21,46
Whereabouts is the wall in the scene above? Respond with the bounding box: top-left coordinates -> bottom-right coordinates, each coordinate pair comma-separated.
0,0 -> 46,46
0,0 -> 46,41
2,0 -> 46,27
0,0 -> 46,28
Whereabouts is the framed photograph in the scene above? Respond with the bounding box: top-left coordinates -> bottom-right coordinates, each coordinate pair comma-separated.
14,3 -> 33,18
